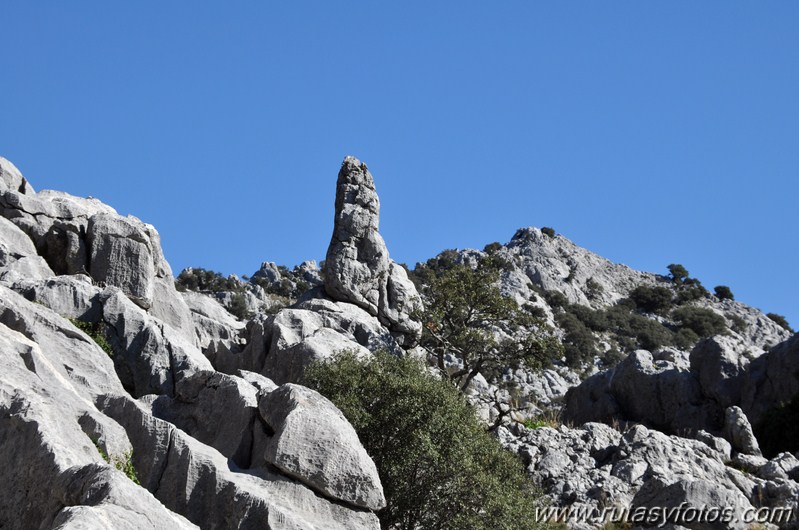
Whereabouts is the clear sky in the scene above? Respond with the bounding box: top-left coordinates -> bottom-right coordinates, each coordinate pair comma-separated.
2,3 -> 797,327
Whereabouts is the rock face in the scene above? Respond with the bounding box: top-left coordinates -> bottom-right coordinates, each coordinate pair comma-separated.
260,384 -> 386,511
563,331 -> 799,462
0,159 -> 384,530
500,422 -> 798,530
323,156 -> 422,345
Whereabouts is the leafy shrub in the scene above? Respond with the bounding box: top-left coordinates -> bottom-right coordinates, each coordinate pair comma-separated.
541,227 -> 556,238
766,313 -> 794,333
71,319 -> 113,356
605,305 -> 674,352
556,312 -> 598,367
304,351 -> 549,530
674,327 -> 700,350
227,292 -> 252,321
585,278 -> 604,300
755,393 -> 799,458
566,304 -> 609,332
483,242 -> 503,254
544,290 -> 568,309
176,267 -> 242,293
726,314 -> 748,334
676,285 -> 708,304
672,306 -> 727,338
667,264 -> 689,284
629,285 -> 674,314
93,440 -> 140,485
714,285 -> 734,301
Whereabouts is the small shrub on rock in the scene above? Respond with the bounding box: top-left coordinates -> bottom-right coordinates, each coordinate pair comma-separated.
714,285 -> 734,301
672,306 -> 727,338
629,285 -> 674,314
766,313 -> 794,333
541,227 -> 556,238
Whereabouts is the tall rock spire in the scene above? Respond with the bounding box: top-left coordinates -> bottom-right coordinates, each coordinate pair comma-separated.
323,156 -> 422,346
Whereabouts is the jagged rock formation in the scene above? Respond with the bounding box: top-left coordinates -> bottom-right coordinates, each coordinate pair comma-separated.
499,422 -> 798,530
323,156 -> 422,346
0,158 -> 383,529
562,333 -> 799,458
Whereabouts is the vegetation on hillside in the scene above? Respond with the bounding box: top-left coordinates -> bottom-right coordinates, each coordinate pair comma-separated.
304,351 -> 550,530
411,253 -> 561,389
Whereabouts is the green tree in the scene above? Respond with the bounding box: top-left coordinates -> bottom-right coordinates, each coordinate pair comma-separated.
303,351 -> 549,530
413,256 -> 560,390
667,263 -> 690,285
714,285 -> 734,301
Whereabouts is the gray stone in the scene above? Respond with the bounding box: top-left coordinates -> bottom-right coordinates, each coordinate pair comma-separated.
0,156 -> 34,194
150,370 -> 263,468
741,334 -> 799,426
260,384 -> 386,511
632,478 -> 751,530
690,336 -> 749,409
100,394 -> 380,529
323,156 -> 422,345
722,406 -> 761,456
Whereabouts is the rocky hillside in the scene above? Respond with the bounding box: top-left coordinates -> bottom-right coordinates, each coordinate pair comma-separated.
2,153 -> 798,529
0,156 -> 391,529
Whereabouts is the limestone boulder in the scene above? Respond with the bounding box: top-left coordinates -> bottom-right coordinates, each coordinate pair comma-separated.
259,384 -> 386,511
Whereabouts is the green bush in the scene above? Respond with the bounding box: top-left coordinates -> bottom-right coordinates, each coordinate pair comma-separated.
483,242 -> 503,254
755,393 -> 799,458
176,267 -> 242,293
605,305 -> 675,352
629,285 -> 674,314
541,227 -> 556,238
714,285 -> 734,301
227,292 -> 252,321
766,313 -> 794,333
304,351 -> 549,530
676,285 -> 708,304
672,306 -> 727,338
667,264 -> 689,284
71,319 -> 113,356
674,327 -> 700,350
555,312 -> 598,367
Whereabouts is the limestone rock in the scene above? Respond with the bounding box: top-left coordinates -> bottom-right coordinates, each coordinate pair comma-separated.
690,336 -> 750,409
260,384 -> 386,511
323,156 -> 422,345
0,156 -> 34,194
564,350 -> 718,433
741,333 -> 799,426
722,406 -> 761,456
100,394 -> 380,529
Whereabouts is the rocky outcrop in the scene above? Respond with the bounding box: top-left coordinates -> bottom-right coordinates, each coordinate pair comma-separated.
741,333 -> 799,426
564,333 -> 799,456
0,159 -> 384,529
260,384 -> 386,511
323,156 -> 422,345
500,422 -> 798,530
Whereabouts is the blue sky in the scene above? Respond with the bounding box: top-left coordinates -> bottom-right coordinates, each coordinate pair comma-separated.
2,3 -> 797,326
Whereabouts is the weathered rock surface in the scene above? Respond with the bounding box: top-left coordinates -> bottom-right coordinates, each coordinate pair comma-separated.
741,333 -> 799,426
0,159 -> 384,530
500,422 -> 798,530
323,156 -> 422,345
563,331 -> 799,458
260,384 -> 386,511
